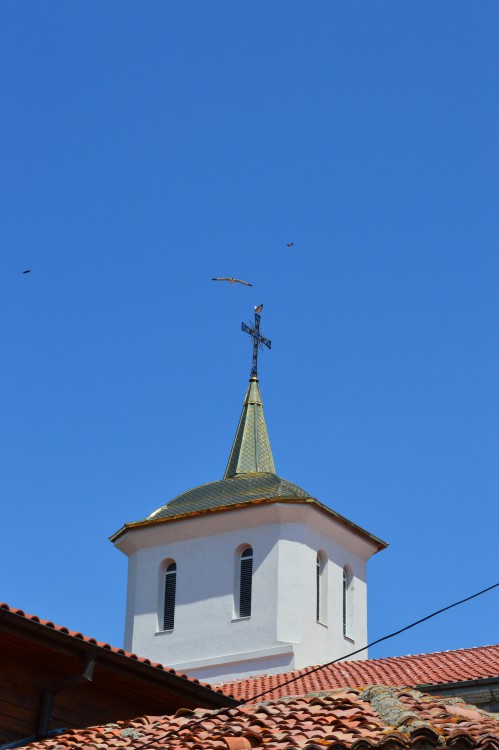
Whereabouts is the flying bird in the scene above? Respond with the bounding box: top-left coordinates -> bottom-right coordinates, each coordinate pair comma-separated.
254,304 -> 263,313
286,242 -> 294,247
212,277 -> 252,287
22,269 -> 31,274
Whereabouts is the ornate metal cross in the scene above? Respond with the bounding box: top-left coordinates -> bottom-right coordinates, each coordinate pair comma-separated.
242,309 -> 271,379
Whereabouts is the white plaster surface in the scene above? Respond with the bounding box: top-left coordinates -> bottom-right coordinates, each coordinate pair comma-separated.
114,502 -> 381,683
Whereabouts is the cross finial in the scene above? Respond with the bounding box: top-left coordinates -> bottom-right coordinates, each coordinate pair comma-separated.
241,306 -> 271,380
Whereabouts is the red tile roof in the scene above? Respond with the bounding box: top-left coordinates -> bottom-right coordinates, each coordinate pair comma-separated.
0,602 -> 226,696
218,645 -> 499,702
23,686 -> 499,750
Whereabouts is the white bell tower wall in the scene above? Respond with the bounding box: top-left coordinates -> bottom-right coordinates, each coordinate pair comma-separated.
114,501 -> 380,683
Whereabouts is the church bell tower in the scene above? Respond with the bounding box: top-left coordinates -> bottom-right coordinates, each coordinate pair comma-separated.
111,308 -> 387,683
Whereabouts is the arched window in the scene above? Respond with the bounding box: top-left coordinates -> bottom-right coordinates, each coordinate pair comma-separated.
342,569 -> 347,636
163,561 -> 177,630
316,551 -> 327,624
239,547 -> 253,618
343,566 -> 354,638
316,555 -> 321,621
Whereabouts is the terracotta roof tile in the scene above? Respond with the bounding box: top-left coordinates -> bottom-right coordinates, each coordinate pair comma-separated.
0,602 -> 223,695
218,645 -> 499,702
23,687 -> 499,750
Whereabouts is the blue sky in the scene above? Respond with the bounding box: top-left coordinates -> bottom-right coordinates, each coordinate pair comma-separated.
1,2 -> 498,664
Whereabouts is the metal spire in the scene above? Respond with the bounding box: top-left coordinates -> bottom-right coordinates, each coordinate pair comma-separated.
224,306 -> 275,478
241,307 -> 271,380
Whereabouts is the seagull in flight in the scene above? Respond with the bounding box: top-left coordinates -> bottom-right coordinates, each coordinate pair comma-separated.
22,269 -> 32,274
287,242 -> 294,247
212,277 -> 253,287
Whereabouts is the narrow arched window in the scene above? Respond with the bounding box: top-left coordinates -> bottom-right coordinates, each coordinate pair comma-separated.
343,566 -> 354,638
316,555 -> 321,622
239,547 -> 253,618
316,551 -> 327,624
163,561 -> 177,630
342,569 -> 347,636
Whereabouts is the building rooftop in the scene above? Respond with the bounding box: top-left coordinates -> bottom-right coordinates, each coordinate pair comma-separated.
111,377 -> 387,553
147,471 -> 311,521
0,602 -> 235,746
217,644 -> 499,702
22,685 -> 499,750
0,601 -> 230,698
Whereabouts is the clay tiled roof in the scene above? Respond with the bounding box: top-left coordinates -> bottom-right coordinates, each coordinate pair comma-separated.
218,645 -> 499,702
0,602 -> 227,697
24,686 -> 499,750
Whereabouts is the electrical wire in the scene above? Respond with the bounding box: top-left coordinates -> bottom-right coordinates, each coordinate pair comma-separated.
247,580 -> 499,703
101,581 -> 499,750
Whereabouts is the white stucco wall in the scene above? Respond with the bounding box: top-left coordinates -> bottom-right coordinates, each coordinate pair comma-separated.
114,502 -> 380,683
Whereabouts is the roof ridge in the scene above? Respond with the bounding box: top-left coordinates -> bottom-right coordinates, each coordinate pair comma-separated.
215,643 -> 499,701
371,643 -> 499,661
219,643 -> 499,687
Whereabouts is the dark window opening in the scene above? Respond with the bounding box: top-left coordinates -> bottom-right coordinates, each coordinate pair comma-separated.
239,548 -> 253,618
163,561 -> 177,630
342,569 -> 347,637
316,555 -> 321,622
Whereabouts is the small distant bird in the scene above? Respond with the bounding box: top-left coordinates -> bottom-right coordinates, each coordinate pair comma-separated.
254,304 -> 263,313
212,277 -> 252,287
287,242 -> 294,247
22,269 -> 31,274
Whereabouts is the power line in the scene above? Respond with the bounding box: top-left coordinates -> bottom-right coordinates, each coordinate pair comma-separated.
247,580 -> 499,703
105,581 -> 499,750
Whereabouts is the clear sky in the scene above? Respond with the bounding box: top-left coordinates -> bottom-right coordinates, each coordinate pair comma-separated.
1,2 -> 498,665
